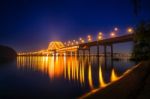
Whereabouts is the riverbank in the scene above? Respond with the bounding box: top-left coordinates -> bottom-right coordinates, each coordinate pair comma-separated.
80,61 -> 150,99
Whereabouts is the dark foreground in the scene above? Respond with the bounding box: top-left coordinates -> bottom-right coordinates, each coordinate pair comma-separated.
81,61 -> 150,99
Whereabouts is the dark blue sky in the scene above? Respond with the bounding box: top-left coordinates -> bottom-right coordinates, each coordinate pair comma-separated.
0,0 -> 150,52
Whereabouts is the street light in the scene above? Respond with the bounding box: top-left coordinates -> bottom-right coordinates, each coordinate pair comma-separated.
87,35 -> 92,42
110,32 -> 116,38
71,42 -> 74,46
79,37 -> 82,41
76,41 -> 79,45
64,42 -> 66,45
114,27 -> 118,31
67,41 -> 71,46
79,37 -> 85,43
98,32 -> 103,40
99,32 -> 103,36
81,39 -> 85,43
127,28 -> 133,34
68,41 -> 71,44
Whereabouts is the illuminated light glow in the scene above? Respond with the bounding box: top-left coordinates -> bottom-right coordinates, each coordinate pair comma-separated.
73,40 -> 76,42
76,62 -> 79,80
98,32 -> 103,40
64,56 -> 67,79
71,42 -> 74,45
48,57 -> 55,79
67,61 -> 71,80
99,66 -> 106,87
81,64 -> 85,84
114,27 -> 118,31
76,41 -> 79,45
80,64 -> 83,85
88,38 -> 91,41
81,40 -> 85,43
79,37 -> 82,41
110,32 -> 116,37
87,35 -> 92,42
88,64 -> 94,89
48,41 -> 65,51
111,69 -> 118,82
87,35 -> 91,38
98,32 -> 103,35
98,35 -> 103,40
127,28 -> 133,34
72,63 -> 74,79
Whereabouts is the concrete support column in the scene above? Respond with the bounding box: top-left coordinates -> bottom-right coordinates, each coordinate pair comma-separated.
89,48 -> 90,56
97,45 -> 99,57
54,50 -> 56,57
83,50 -> 85,57
104,45 -> 107,58
77,49 -> 79,57
104,45 -> 107,68
110,44 -> 113,59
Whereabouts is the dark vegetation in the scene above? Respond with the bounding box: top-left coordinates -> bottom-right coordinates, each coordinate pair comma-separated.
131,0 -> 150,61
0,45 -> 17,63
131,22 -> 150,61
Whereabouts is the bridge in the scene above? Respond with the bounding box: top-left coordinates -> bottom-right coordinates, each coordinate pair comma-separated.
18,34 -> 134,58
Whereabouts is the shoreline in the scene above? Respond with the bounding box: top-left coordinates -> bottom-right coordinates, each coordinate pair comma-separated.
80,61 -> 150,99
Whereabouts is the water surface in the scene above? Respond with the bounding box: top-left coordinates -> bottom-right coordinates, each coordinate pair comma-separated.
0,56 -> 135,99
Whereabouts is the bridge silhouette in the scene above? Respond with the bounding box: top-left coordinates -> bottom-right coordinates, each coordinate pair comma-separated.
19,34 -> 134,58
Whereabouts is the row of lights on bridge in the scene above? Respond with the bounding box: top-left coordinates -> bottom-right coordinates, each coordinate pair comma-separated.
64,27 -> 133,46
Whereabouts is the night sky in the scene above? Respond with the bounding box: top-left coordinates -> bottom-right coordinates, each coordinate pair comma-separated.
0,0 -> 150,52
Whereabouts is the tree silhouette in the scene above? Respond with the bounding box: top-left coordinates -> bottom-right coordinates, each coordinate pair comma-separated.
132,22 -> 150,61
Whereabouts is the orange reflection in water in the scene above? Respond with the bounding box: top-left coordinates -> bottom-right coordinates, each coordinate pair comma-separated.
99,66 -> 106,87
111,69 -> 119,82
17,56 -> 121,91
88,64 -> 94,89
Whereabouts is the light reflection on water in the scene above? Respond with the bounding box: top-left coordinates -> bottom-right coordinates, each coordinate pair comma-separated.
16,56 -> 135,98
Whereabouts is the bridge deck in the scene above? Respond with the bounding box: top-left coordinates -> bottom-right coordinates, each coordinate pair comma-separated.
79,34 -> 134,47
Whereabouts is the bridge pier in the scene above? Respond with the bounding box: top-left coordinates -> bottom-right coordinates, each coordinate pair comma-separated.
77,49 -> 79,57
83,50 -> 85,57
104,45 -> 107,58
89,48 -> 91,56
110,44 -> 113,59
97,45 -> 99,57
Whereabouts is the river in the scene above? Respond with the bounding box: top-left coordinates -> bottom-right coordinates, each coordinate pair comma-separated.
0,56 -> 135,99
